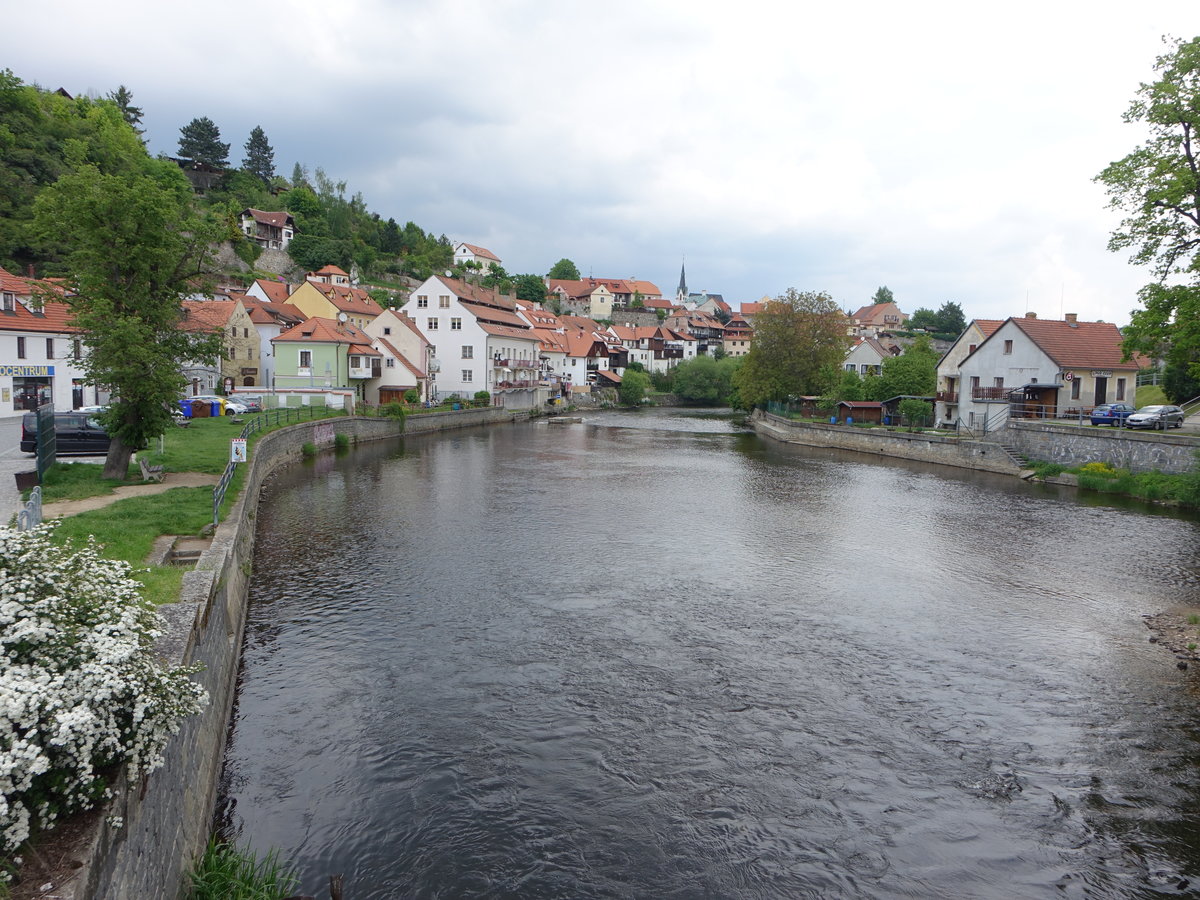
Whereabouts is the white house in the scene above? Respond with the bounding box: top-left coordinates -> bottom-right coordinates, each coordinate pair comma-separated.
364,309 -> 432,405
399,276 -> 541,407
843,337 -> 897,376
954,312 -> 1143,429
934,319 -> 1003,426
453,242 -> 501,273
0,268 -> 96,413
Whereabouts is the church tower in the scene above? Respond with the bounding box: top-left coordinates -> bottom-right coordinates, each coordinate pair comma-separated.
675,259 -> 688,304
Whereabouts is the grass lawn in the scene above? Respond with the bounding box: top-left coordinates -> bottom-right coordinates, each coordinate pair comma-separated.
33,409 -> 342,604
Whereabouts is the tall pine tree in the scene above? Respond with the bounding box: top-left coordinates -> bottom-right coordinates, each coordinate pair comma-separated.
107,85 -> 144,140
242,125 -> 274,184
177,116 -> 229,167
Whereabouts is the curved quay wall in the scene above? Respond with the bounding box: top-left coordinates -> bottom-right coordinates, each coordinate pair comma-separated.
69,407 -> 522,900
751,410 -> 1024,475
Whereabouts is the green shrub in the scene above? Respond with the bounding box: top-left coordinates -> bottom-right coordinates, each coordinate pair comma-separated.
187,838 -> 298,900
1080,461 -> 1119,477
1030,461 -> 1066,478
301,442 -> 316,458
473,390 -> 490,402
232,238 -> 262,268
381,402 -> 407,424
334,433 -> 350,449
404,389 -> 420,404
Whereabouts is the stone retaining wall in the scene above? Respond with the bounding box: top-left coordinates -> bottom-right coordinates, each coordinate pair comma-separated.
752,411 -> 1023,475
64,410 -> 525,900
1006,420 -> 1199,474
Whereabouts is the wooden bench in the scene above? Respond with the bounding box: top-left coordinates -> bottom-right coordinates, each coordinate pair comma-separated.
138,457 -> 165,483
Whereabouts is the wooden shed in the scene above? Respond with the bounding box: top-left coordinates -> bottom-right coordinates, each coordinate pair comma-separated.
835,400 -> 883,424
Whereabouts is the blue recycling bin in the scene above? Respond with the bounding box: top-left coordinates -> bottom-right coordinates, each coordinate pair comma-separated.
847,417 -> 854,426
883,415 -> 891,426
829,416 -> 837,424
178,398 -> 193,418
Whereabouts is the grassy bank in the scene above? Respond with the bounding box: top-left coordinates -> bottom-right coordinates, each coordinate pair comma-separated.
1031,459 -> 1200,508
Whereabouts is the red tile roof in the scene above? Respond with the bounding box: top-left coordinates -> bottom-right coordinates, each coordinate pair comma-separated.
459,243 -> 500,262
1006,317 -> 1141,370
179,300 -> 237,332
273,317 -> 378,351
253,278 -> 293,303
307,282 -> 384,317
242,208 -> 294,228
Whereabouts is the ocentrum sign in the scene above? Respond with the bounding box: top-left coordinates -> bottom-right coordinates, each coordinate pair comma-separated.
0,365 -> 54,377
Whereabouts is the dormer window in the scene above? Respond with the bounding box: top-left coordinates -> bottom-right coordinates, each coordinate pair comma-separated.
2,293 -> 14,312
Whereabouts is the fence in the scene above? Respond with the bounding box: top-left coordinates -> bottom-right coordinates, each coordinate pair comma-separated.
212,405 -> 337,528
16,486 -> 41,532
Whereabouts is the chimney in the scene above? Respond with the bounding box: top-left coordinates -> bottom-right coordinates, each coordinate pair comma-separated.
1025,311 -> 1037,319
1065,313 -> 1078,326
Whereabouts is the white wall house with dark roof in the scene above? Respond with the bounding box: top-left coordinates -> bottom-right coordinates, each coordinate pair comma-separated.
399,275 -> 540,406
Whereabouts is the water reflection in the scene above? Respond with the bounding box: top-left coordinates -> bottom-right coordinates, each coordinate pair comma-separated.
219,410 -> 1200,899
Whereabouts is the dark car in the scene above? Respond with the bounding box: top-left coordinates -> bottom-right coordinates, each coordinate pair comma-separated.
1090,403 -> 1136,426
20,412 -> 112,455
1125,404 -> 1186,430
231,395 -> 263,413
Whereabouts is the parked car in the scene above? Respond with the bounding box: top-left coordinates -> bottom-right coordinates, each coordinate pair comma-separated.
185,395 -> 247,416
1090,403 -> 1136,426
20,411 -> 112,455
230,395 -> 263,413
1125,404 -> 1185,430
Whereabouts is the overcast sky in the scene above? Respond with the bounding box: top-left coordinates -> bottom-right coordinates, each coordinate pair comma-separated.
10,1 -> 1200,324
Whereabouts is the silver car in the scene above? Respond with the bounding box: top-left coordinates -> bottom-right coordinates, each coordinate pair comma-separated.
1125,404 -> 1185,430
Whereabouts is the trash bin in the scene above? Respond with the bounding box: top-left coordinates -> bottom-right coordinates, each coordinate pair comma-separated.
830,416 -> 837,424
179,398 -> 193,418
883,415 -> 891,426
453,403 -> 462,410
191,399 -> 210,418
847,417 -> 854,426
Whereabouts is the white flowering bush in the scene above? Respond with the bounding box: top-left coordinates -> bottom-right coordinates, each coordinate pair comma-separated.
0,524 -> 208,864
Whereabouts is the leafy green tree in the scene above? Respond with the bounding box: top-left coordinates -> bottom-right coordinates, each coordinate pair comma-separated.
33,160 -> 224,479
898,397 -> 933,430
107,85 -> 143,138
242,125 -> 274,184
823,365 -> 866,403
872,286 -> 894,304
672,355 -> 740,406
618,368 -> 650,405
1097,36 -> 1200,376
869,335 -> 938,400
547,258 -> 580,280
1164,359 -> 1200,402
908,307 -> 938,330
291,161 -> 308,190
514,273 -> 547,304
732,288 -> 850,407
178,116 -> 229,167
934,301 -> 966,335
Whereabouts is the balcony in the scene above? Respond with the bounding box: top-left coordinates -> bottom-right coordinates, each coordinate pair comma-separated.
971,386 -> 1011,401
349,365 -> 373,379
493,358 -> 538,369
936,390 -> 958,403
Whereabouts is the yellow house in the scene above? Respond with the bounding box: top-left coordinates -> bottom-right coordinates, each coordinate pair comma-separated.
288,275 -> 384,331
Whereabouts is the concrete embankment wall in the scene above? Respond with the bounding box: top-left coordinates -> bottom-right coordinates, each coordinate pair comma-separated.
75,409 -> 524,899
752,410 -> 1023,475
1006,420 -> 1199,474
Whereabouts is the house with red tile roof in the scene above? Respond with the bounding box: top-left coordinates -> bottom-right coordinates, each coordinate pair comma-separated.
952,312 -> 1145,428
849,301 -> 908,336
288,275 -> 383,331
609,324 -> 692,373
453,242 -> 501,272
271,317 -> 381,405
663,308 -> 725,356
0,268 -> 97,413
239,208 -> 295,250
245,277 -> 294,305
934,319 -> 1004,425
363,309 -> 433,405
546,279 -> 615,320
722,314 -> 753,358
179,299 -> 261,394
399,275 -> 541,405
238,295 -> 307,391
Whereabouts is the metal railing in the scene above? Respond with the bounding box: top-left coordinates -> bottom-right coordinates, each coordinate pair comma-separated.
16,487 -> 41,532
212,405 -> 340,527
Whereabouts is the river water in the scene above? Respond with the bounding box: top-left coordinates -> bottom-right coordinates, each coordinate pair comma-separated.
217,409 -> 1200,899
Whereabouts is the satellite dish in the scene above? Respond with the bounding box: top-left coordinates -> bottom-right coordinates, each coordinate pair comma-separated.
337,312 -> 348,323
444,270 -> 453,278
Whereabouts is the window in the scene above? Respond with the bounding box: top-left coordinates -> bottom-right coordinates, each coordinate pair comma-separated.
1003,340 -> 1013,354
439,295 -> 451,308
462,369 -> 473,382
1117,377 -> 1126,401
450,318 -> 462,330
45,338 -> 53,359
1,293 -> 13,311
993,377 -> 1004,388
462,345 -> 473,359
383,327 -> 391,335
427,318 -> 439,330
386,358 -> 395,368
1071,378 -> 1081,400
299,349 -> 312,368
16,336 -> 25,359
349,356 -> 361,369
73,340 -> 82,361
417,295 -> 428,308
968,344 -> 977,354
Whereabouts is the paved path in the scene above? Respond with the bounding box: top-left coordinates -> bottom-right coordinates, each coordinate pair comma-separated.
39,471 -> 220,519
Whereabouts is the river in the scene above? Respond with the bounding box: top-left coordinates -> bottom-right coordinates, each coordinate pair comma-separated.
217,409 -> 1200,899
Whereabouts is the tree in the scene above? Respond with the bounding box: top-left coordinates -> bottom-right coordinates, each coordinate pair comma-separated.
672,355 -> 740,406
934,301 -> 966,335
177,116 -> 229,167
732,288 -> 850,407
33,160 -> 224,479
547,258 -> 580,280
908,307 -> 938,330
242,125 -> 274,184
107,85 -> 143,138
1096,36 -> 1200,376
872,286 -> 894,304
514,273 -> 548,304
618,368 -> 650,406
869,335 -> 938,400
